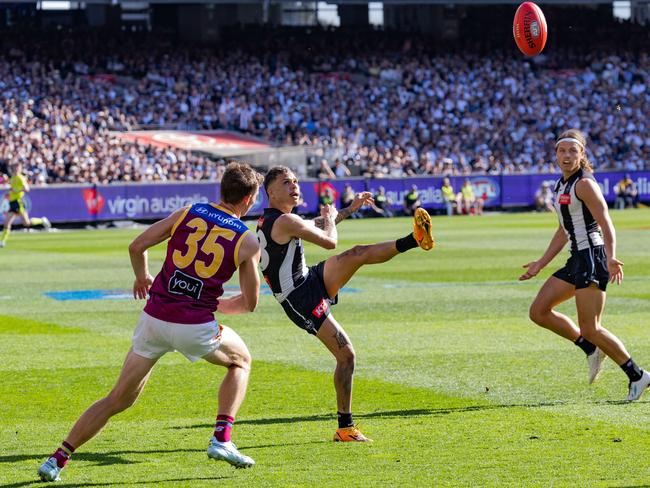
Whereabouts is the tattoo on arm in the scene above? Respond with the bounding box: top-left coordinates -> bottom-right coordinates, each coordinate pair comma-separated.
334,330 -> 350,349
321,216 -> 336,237
335,206 -> 354,225
314,216 -> 326,230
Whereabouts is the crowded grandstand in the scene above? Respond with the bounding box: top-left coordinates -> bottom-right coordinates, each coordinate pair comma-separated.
1,4 -> 648,186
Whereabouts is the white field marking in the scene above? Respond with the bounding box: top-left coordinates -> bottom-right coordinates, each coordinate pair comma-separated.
381,276 -> 647,288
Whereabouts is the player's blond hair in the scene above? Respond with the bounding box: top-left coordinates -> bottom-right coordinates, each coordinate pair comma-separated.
556,129 -> 593,172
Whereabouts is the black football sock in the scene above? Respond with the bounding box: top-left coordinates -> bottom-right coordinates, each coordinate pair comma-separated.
620,358 -> 643,382
337,412 -> 354,429
396,233 -> 418,253
574,336 -> 596,356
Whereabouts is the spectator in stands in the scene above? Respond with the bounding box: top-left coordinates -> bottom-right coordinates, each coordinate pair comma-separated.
318,187 -> 335,212
318,159 -> 336,180
0,25 -> 648,186
334,159 -> 352,178
614,174 -> 639,209
441,178 -> 456,216
371,186 -> 393,218
403,184 -> 421,216
535,182 -> 555,212
458,179 -> 483,216
340,184 -> 361,218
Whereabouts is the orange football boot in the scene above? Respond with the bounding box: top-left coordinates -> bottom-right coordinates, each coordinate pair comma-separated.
413,207 -> 435,250
333,425 -> 373,442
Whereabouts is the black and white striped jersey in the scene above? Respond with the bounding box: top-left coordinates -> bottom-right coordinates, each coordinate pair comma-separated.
256,207 -> 309,302
553,168 -> 604,252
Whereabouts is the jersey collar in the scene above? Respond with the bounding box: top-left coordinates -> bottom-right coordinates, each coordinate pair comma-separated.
210,203 -> 236,217
562,168 -> 583,184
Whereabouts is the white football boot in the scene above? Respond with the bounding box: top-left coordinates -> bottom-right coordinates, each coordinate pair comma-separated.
627,370 -> 650,401
37,457 -> 62,482
587,348 -> 606,384
207,437 -> 255,468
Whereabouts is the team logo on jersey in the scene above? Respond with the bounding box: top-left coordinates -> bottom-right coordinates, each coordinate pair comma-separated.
558,194 -> 571,205
312,298 -> 329,318
168,270 -> 204,300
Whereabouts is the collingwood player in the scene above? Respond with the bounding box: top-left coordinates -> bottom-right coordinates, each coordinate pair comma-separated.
520,129 -> 650,401
257,166 -> 434,442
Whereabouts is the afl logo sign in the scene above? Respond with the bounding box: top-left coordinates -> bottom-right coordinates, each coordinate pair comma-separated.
530,20 -> 540,38
470,178 -> 500,201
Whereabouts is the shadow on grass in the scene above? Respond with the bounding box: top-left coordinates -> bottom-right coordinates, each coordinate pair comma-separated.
3,400 -> 644,484
2,476 -> 231,488
171,400 -> 628,431
0,448 -> 201,466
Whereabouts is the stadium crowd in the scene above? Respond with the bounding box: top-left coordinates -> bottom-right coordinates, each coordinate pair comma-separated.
1,19 -> 648,185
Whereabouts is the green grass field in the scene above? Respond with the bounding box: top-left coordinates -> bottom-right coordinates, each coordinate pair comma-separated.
1,210 -> 650,487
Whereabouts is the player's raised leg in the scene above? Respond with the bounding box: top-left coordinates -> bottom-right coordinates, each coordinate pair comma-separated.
322,208 -> 434,298
316,316 -> 371,442
203,326 -> 255,468
38,349 -> 157,482
529,276 -> 605,384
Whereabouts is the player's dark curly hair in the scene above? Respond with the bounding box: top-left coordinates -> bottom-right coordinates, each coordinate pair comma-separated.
263,166 -> 293,195
555,129 -> 593,172
220,162 -> 263,204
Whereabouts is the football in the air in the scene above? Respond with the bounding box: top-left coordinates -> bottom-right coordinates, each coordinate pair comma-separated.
513,2 -> 548,57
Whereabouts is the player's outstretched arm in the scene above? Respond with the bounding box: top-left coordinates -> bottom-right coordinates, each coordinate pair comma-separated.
128,206 -> 188,299
275,211 -> 337,250
218,232 -> 261,314
519,226 -> 568,281
333,191 -> 374,224
576,179 -> 624,285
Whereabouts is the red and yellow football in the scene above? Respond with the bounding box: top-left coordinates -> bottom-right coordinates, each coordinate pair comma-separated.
513,2 -> 548,57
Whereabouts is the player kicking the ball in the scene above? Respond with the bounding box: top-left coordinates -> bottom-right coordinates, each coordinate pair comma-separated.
257,166 -> 434,442
38,163 -> 262,482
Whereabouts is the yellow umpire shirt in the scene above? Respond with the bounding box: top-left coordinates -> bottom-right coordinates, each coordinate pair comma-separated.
9,174 -> 28,202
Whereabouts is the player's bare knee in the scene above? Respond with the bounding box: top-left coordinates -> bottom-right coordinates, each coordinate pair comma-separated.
337,346 -> 356,371
342,245 -> 369,261
353,245 -> 369,255
228,348 -> 252,372
528,302 -> 547,325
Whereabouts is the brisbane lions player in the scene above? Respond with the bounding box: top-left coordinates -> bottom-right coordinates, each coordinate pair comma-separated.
39,163 -> 262,482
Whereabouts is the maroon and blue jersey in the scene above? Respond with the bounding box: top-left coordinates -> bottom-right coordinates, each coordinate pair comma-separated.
144,203 -> 250,324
